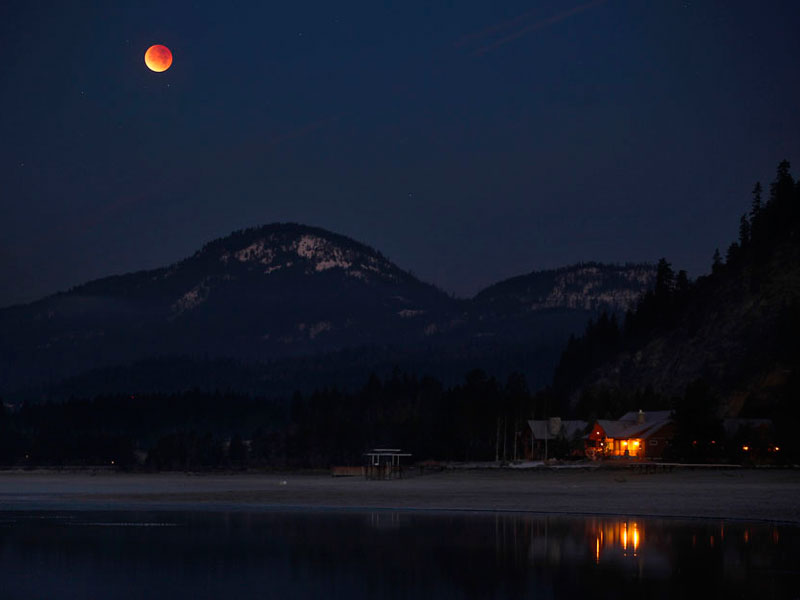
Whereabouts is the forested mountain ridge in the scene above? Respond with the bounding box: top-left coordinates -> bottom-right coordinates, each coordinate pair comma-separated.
0,223 -> 654,398
0,223 -> 454,393
552,161 -> 800,420
475,263 -> 655,314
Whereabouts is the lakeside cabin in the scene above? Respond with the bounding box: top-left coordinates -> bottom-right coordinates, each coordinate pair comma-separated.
526,418 -> 588,460
586,410 -> 674,460
526,410 -> 676,461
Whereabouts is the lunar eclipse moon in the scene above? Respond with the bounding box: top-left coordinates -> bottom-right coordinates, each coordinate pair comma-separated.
144,44 -> 172,72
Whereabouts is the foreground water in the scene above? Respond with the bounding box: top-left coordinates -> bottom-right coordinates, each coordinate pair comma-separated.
0,510 -> 797,599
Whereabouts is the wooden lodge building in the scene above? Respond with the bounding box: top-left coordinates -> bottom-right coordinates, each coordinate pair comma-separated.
527,410 -> 675,461
585,410 -> 674,460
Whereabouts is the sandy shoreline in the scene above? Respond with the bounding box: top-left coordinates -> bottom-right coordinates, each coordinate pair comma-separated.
1,469 -> 798,523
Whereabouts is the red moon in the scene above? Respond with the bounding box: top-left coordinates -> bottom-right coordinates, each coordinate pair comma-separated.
145,45 -> 172,72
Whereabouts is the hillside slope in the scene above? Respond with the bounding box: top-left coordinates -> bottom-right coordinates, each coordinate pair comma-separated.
553,161 -> 800,419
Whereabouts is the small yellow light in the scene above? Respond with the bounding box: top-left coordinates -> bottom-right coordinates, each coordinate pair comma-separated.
633,440 -> 639,446
775,446 -> 780,452
742,445 -> 749,451
622,440 -> 627,446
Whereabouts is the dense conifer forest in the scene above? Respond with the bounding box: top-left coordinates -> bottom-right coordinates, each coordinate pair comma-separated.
0,370 -> 532,469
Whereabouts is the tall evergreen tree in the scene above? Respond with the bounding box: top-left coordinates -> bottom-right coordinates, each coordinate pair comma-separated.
675,270 -> 690,296
739,214 -> 750,247
750,182 -> 762,221
654,258 -> 675,297
712,248 -> 723,274
726,242 -> 740,264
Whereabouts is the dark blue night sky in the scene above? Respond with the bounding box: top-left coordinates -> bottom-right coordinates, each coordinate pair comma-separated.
2,0 -> 798,307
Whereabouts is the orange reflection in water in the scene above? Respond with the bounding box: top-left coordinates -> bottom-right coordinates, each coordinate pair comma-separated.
589,519 -> 643,561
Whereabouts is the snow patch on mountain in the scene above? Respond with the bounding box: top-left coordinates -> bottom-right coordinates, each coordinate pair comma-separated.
172,282 -> 210,314
535,266 -> 656,312
295,234 -> 353,272
211,230 -> 400,285
231,240 -> 276,265
308,321 -> 332,339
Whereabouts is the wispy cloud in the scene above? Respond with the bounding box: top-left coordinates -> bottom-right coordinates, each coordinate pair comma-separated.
458,0 -> 608,57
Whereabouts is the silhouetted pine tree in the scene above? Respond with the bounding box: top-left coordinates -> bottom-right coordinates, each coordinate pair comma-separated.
712,248 -> 723,274
739,214 -> 750,248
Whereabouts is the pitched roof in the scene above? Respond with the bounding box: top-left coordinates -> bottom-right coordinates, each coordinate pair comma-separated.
528,419 -> 588,440
595,410 -> 673,439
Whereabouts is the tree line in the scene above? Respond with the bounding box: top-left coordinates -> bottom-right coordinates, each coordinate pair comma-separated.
0,369 -> 539,469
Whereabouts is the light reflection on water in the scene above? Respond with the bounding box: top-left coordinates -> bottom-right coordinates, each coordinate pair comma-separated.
0,510 -> 797,599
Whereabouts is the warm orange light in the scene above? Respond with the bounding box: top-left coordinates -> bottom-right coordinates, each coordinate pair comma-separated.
595,537 -> 600,563
633,440 -> 639,446
145,44 -> 173,72
775,446 -> 780,451
632,523 -> 640,554
742,445 -> 750,451
622,523 -> 628,551
622,440 -> 627,446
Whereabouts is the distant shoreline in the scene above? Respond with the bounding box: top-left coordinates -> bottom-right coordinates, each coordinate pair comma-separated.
1,469 -> 798,524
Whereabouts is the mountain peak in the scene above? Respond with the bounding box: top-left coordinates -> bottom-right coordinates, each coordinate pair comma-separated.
187,223 -> 399,282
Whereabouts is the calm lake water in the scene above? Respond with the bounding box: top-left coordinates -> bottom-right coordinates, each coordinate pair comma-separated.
0,510 -> 797,599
